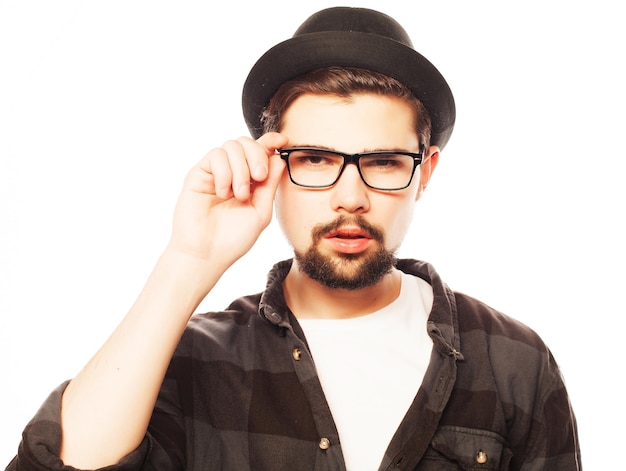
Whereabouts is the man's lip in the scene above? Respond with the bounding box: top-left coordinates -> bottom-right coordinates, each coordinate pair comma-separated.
324,227 -> 373,239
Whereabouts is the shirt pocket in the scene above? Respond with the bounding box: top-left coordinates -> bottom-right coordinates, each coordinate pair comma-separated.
417,426 -> 512,470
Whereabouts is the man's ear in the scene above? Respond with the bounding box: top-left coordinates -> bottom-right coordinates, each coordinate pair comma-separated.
416,145 -> 440,200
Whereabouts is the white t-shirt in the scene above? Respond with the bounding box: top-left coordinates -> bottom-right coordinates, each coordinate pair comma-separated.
298,272 -> 434,471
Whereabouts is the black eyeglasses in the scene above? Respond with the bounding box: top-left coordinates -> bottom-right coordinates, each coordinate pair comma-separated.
278,147 -> 423,191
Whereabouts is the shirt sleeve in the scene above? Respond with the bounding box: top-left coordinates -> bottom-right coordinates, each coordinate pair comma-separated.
515,352 -> 582,470
5,381 -> 150,471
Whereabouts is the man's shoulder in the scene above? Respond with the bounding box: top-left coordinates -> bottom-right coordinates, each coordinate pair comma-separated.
166,292 -> 283,376
452,291 -> 546,350
172,292 -> 266,353
187,292 -> 264,331
396,258 -> 545,350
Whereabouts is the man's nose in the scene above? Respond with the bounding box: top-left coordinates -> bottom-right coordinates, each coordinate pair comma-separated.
329,162 -> 370,213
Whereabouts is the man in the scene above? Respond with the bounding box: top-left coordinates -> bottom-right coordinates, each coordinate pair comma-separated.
6,7 -> 580,470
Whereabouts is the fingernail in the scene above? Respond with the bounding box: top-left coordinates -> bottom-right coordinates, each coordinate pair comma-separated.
254,164 -> 268,179
238,182 -> 251,197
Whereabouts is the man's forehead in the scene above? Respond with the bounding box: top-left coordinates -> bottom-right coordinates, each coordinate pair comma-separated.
280,93 -> 421,152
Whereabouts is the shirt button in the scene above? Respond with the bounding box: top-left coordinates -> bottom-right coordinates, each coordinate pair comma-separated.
476,450 -> 488,464
292,348 -> 302,361
319,437 -> 331,450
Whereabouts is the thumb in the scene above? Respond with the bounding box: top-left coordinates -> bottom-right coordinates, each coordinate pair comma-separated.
257,132 -> 289,154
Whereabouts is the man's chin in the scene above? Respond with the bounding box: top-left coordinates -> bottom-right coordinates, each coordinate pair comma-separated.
294,247 -> 396,291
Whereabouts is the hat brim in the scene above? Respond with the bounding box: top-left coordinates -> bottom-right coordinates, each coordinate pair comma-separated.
242,31 -> 455,149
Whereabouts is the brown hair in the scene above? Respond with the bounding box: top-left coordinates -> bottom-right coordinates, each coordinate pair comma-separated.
261,67 -> 432,150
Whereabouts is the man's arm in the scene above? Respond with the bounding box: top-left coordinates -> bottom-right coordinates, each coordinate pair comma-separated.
516,355 -> 582,470
58,133 -> 288,469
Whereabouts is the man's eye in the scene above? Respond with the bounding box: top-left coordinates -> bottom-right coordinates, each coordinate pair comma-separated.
376,159 -> 400,167
363,157 -> 401,168
292,152 -> 338,166
300,155 -> 327,164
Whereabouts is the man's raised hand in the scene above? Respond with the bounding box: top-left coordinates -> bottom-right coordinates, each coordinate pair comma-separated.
168,132 -> 288,269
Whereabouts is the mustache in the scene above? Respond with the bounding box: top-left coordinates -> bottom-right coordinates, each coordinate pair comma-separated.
311,215 -> 385,244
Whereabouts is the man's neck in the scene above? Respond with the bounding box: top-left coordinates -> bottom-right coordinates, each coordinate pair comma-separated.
283,263 -> 402,320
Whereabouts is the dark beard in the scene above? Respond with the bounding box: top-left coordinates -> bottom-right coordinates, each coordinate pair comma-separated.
294,215 -> 397,291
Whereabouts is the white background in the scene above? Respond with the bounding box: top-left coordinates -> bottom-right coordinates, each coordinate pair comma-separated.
1,1 -> 624,468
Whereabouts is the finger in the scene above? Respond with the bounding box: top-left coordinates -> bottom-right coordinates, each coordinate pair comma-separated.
250,153 -> 286,218
186,149 -> 228,199
257,132 -> 289,157
233,132 -> 288,184
247,132 -> 289,180
234,136 -> 269,186
202,147 -> 234,200
232,132 -> 288,198
221,139 -> 253,201
191,133 -> 289,202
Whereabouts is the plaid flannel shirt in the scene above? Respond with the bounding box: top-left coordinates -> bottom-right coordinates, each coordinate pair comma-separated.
7,259 -> 581,470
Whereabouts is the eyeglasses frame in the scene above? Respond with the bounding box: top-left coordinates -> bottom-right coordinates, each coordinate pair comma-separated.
277,147 -> 424,191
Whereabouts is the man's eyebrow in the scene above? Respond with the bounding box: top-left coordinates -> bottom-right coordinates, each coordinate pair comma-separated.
288,145 -> 414,153
288,144 -> 336,151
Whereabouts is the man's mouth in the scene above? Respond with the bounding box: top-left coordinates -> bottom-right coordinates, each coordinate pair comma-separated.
324,227 -> 374,254
325,227 -> 373,240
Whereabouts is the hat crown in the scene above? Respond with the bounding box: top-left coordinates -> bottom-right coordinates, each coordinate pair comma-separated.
243,7 -> 455,150
294,7 -> 413,49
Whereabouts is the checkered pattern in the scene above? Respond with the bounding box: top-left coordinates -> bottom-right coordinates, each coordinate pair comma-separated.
6,259 -> 581,470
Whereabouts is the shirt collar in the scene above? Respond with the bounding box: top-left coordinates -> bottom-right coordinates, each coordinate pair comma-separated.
258,258 -> 462,359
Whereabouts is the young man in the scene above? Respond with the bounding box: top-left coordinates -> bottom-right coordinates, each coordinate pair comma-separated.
7,7 -> 581,471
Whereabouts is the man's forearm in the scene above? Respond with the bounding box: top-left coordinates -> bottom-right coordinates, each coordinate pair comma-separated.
59,248 -> 223,469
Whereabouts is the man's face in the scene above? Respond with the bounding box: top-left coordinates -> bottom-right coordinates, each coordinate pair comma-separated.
275,93 -> 436,290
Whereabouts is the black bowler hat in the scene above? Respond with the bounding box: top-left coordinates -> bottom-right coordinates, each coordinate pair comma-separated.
242,7 -> 456,150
